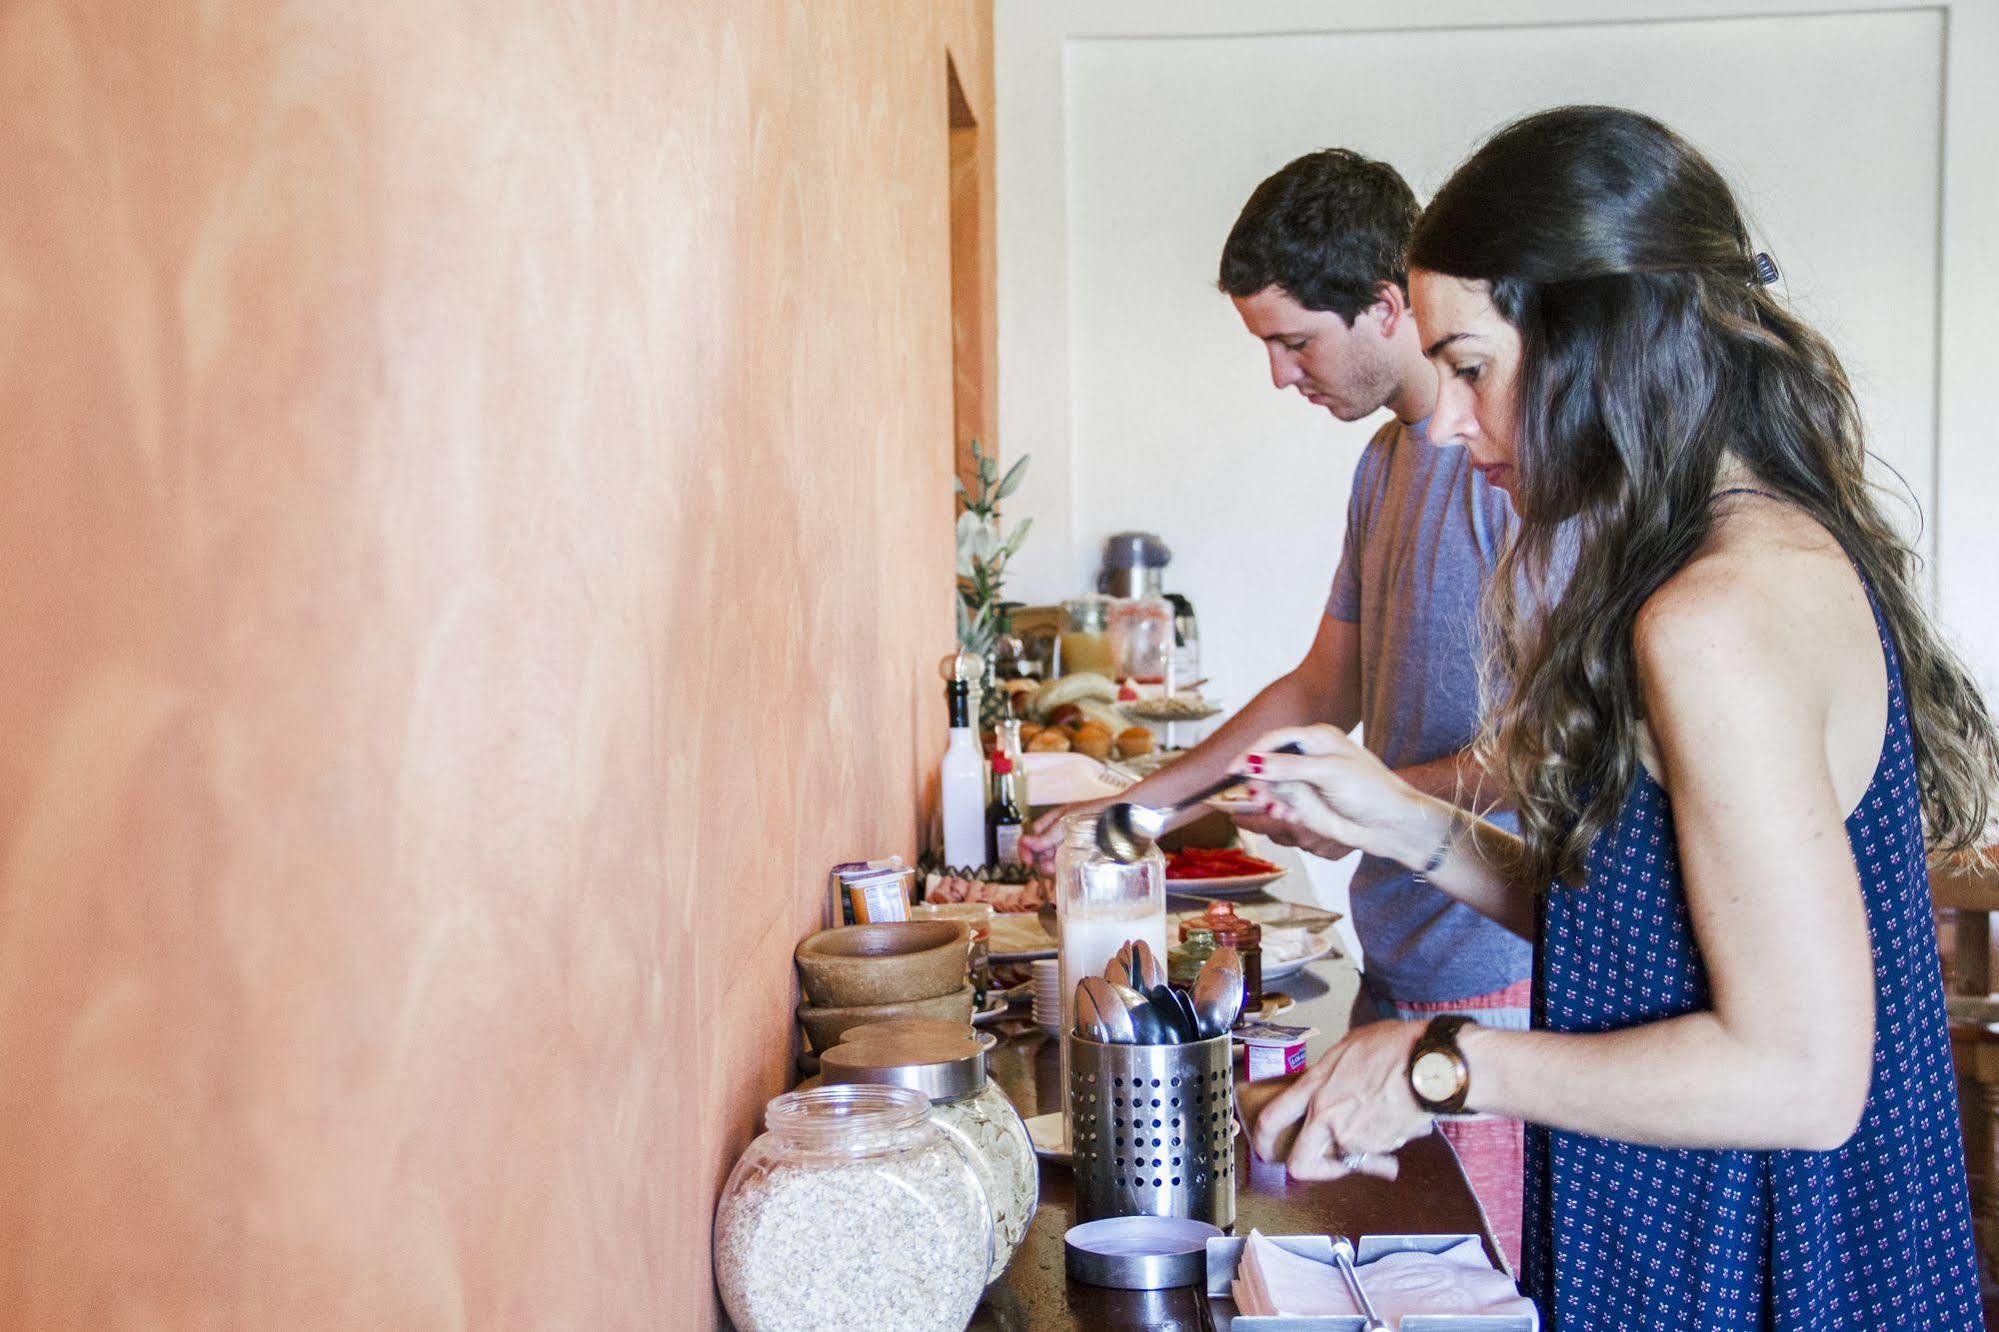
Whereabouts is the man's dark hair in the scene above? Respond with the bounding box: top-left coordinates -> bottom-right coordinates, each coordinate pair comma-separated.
1217,148 -> 1420,323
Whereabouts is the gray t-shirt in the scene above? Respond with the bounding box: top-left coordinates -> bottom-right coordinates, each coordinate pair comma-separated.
1325,415 -> 1531,1003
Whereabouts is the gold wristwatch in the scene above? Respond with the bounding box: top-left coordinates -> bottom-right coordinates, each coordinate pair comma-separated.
1407,1014 -> 1476,1115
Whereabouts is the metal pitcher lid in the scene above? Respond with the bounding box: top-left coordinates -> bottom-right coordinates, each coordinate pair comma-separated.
819,1029 -> 991,1101
1101,531 -> 1172,569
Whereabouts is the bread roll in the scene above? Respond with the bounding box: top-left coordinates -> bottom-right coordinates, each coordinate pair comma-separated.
1071,727 -> 1113,760
1027,728 -> 1072,753
1047,703 -> 1084,729
1115,726 -> 1156,758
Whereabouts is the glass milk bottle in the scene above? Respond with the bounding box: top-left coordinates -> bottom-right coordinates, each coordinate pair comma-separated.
1055,817 -> 1166,1142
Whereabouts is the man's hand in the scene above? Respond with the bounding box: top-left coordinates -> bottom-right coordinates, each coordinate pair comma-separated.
1019,798 -> 1109,866
1233,809 -> 1359,863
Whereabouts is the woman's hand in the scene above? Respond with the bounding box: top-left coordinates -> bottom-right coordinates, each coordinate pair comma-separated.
1229,725 -> 1436,868
1232,808 -> 1359,863
1249,1020 -> 1434,1181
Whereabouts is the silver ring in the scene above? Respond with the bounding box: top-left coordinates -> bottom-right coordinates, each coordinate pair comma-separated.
1341,1152 -> 1366,1171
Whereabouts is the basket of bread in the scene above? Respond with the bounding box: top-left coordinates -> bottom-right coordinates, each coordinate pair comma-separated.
1015,672 -> 1156,762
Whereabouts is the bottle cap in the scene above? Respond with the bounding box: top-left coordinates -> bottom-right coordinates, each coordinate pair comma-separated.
990,751 -> 1014,775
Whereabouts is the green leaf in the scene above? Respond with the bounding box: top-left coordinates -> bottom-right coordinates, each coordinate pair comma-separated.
1003,516 -> 1034,557
994,454 -> 1030,501
978,452 -> 996,484
953,475 -> 967,499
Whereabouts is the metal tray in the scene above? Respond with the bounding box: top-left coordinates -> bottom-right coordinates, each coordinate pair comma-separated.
1205,1234 -> 1537,1331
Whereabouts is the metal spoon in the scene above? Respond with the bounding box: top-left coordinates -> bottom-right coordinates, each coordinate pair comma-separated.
1107,980 -> 1169,1044
1078,976 -> 1136,1043
1147,984 -> 1199,1043
1192,945 -> 1246,1038
1129,939 -> 1169,992
1104,953 -> 1133,989
1095,741 -> 1305,863
1167,985 -> 1204,1042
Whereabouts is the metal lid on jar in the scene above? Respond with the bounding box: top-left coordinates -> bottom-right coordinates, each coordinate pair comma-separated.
820,1030 -> 991,1101
842,1019 -> 995,1049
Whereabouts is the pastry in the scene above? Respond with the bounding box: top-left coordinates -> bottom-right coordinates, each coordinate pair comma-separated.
1115,726 -> 1156,758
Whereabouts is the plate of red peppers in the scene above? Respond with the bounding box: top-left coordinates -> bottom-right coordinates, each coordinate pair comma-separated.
1162,845 -> 1284,894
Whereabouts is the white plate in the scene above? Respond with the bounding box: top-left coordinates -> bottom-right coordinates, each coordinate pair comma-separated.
1026,1108 -> 1241,1165
1164,869 -> 1284,896
1025,1110 -> 1071,1163
1260,931 -> 1340,982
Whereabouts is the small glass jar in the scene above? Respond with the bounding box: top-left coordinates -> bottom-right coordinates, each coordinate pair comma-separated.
1058,595 -> 1116,676
714,1085 -> 991,1331
1183,900 -> 1263,1016
1107,595 -> 1175,685
1169,925 -> 1219,988
820,1028 -> 1037,1282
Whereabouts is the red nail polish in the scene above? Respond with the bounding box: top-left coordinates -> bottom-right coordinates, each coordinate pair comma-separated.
1245,754 -> 1265,774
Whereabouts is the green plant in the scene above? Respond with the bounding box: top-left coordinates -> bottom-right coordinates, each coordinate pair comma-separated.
955,440 -> 1031,654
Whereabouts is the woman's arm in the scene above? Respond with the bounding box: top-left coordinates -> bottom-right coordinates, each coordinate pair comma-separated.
1232,726 -> 1540,938
1249,573 -> 1878,1174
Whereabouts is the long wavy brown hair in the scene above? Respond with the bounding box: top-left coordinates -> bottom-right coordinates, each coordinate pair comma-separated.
1408,106 -> 1999,887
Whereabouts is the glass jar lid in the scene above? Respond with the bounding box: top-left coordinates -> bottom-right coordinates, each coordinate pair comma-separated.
820,1031 -> 990,1101
1195,899 -> 1261,946
1060,595 -> 1112,632
763,1083 -> 931,1151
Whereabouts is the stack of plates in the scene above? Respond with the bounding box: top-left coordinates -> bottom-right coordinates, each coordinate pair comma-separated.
1031,959 -> 1064,1031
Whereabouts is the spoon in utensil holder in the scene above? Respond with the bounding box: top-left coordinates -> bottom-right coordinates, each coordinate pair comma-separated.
1095,742 -> 1304,863
1077,976 -> 1137,1044
1191,945 -> 1246,1038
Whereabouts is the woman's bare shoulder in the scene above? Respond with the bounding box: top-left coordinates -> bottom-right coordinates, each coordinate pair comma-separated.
1637,501 -> 1859,661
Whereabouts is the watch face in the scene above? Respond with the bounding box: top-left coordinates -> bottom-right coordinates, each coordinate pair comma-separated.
1411,1049 -> 1462,1103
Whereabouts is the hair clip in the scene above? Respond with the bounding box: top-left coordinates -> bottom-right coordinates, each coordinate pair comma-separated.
1752,252 -> 1780,286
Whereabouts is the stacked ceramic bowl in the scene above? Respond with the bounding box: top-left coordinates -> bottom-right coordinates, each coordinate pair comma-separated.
793,922 -> 976,1053
1031,958 -> 1064,1032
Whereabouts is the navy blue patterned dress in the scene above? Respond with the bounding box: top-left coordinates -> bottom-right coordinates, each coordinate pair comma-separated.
1522,584 -> 1982,1329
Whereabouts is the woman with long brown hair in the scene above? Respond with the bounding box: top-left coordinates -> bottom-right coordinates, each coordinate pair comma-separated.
1239,106 -> 1997,1328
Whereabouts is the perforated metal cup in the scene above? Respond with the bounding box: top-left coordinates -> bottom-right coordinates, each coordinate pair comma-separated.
1068,1031 -> 1235,1228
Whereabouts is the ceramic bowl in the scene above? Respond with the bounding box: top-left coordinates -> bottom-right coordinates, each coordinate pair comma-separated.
796,984 -> 977,1054
794,920 -> 971,1008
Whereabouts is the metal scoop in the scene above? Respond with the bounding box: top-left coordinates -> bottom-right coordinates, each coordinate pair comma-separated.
1095,742 -> 1303,863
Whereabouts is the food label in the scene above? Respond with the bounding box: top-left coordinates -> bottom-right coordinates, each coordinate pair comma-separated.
845,874 -> 911,924
995,823 -> 1022,865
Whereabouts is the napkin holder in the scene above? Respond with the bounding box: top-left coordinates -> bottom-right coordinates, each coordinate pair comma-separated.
1204,1234 -> 1536,1331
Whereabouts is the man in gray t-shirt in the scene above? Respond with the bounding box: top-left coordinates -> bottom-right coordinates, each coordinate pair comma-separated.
1328,413 -> 1531,1004
1028,148 -> 1532,1267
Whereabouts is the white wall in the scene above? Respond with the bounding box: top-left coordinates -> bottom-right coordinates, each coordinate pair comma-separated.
998,0 -> 1999,712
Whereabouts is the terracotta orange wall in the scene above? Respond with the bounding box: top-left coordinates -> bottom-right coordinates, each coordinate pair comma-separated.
0,1 -> 991,1325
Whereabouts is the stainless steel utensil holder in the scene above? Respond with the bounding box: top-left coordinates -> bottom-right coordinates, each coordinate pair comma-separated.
1069,1031 -> 1235,1228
